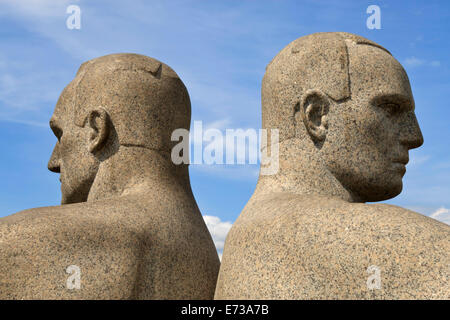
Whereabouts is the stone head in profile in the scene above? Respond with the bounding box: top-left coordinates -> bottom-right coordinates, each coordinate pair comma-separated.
216,33 -> 448,300
47,54 -> 191,204
260,32 -> 424,202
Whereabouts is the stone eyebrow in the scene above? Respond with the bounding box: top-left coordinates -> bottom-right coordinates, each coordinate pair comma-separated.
372,93 -> 411,102
371,93 -> 414,110
49,117 -> 57,128
49,118 -> 63,138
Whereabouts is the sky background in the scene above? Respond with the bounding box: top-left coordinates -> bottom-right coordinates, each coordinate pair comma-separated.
0,0 -> 449,257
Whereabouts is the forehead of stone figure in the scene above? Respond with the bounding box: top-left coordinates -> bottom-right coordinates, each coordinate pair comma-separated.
52,81 -> 77,126
346,42 -> 414,108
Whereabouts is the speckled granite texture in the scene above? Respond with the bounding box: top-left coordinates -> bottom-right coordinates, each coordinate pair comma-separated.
0,54 -> 220,299
215,32 -> 449,299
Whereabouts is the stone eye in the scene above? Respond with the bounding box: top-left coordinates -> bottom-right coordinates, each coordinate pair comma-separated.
379,103 -> 400,117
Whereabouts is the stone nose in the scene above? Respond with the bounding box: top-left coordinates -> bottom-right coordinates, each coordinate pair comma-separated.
48,143 -> 61,173
399,112 -> 424,150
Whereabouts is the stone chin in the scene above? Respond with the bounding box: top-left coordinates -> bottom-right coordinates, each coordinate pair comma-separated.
354,177 -> 404,203
60,174 -> 95,205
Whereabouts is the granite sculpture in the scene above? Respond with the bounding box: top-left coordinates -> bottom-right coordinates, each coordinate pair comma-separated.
215,32 -> 450,299
0,53 -> 220,299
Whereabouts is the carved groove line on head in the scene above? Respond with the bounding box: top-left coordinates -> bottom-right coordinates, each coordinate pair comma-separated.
72,58 -> 164,128
63,54 -> 191,156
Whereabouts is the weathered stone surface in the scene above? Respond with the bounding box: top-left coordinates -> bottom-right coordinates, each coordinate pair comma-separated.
215,32 -> 449,299
0,53 -> 220,299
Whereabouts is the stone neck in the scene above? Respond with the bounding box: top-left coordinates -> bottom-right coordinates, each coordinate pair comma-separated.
87,146 -> 187,202
255,139 -> 364,203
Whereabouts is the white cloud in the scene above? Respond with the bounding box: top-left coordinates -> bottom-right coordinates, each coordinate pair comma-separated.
0,53 -> 64,122
187,119 -> 263,169
191,164 -> 259,181
203,215 -> 233,260
430,207 -> 450,225
430,61 -> 441,67
0,0 -> 72,18
404,57 -> 425,67
203,118 -> 232,132
0,1 -> 264,125
404,57 -> 441,68
408,154 -> 430,167
0,118 -> 47,128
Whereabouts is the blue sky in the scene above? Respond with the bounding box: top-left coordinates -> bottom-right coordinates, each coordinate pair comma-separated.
1,0 -> 449,255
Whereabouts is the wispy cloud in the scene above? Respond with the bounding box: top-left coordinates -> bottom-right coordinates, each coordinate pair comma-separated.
404,57 -> 425,67
405,206 -> 450,225
430,207 -> 450,225
0,67 -> 61,113
0,0 -> 72,18
0,52 -> 65,124
408,154 -> 430,167
191,164 -> 259,181
430,61 -> 441,67
187,119 -> 263,168
203,215 -> 233,260
0,118 -> 47,128
203,118 -> 233,132
404,56 -> 441,68
0,1 -> 264,127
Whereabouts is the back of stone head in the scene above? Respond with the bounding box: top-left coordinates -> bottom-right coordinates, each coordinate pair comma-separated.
262,32 -> 390,142
70,53 -> 190,154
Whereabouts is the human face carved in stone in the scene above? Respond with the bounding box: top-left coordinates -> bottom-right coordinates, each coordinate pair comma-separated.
320,44 -> 423,202
47,82 -> 101,204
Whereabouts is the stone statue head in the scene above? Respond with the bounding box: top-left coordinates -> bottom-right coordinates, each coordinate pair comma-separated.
47,53 -> 191,204
262,32 -> 423,202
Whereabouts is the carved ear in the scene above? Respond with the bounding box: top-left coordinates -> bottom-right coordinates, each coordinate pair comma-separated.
297,89 -> 329,142
87,107 -> 110,153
